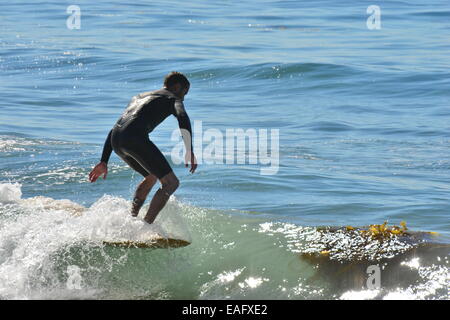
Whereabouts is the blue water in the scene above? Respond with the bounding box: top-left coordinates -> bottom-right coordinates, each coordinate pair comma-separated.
0,0 -> 449,299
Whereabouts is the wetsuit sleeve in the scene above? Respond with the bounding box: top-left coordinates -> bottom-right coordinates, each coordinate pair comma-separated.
173,100 -> 193,152
100,129 -> 113,164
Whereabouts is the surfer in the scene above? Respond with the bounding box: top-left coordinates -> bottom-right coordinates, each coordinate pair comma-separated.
88,71 -> 197,224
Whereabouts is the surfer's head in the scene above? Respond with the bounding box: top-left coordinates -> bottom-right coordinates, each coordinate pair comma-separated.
164,71 -> 190,100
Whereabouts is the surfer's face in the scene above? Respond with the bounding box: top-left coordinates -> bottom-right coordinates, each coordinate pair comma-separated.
171,83 -> 189,100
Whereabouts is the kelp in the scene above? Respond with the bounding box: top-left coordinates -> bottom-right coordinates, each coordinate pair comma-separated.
299,221 -> 439,262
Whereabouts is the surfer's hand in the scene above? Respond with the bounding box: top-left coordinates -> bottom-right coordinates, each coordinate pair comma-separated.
185,152 -> 197,174
89,162 -> 108,182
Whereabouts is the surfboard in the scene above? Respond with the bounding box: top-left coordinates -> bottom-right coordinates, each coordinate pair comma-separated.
15,194 -> 192,249
102,237 -> 191,249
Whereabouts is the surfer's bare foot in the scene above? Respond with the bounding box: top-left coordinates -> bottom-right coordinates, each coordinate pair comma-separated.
131,175 -> 157,216
131,197 -> 144,217
143,216 -> 154,224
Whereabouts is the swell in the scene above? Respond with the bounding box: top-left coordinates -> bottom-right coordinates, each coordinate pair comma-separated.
0,183 -> 448,300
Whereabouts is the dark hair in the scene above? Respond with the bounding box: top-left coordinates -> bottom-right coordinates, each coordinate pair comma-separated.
164,71 -> 190,89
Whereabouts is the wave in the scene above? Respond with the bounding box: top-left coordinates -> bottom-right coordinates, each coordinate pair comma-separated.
410,10 -> 450,17
188,62 -> 360,82
0,183 -> 191,299
0,183 -> 448,300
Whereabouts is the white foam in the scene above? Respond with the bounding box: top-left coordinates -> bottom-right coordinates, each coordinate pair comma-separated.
340,289 -> 380,300
79,194 -> 192,243
0,183 -> 22,203
0,137 -> 36,152
0,185 -> 191,299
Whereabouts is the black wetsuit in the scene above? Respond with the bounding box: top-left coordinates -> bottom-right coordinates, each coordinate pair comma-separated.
100,88 -> 192,179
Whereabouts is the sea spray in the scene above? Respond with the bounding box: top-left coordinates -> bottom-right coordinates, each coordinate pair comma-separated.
0,183 -> 22,203
0,183 -> 192,299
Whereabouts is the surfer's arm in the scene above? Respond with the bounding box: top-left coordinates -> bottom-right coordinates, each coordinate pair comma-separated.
100,129 -> 113,164
173,100 -> 197,173
88,130 -> 111,183
173,100 -> 193,153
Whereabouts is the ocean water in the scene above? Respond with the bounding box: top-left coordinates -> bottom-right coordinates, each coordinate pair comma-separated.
0,0 -> 449,300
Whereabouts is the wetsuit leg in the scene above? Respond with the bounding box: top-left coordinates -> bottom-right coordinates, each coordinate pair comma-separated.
122,139 -> 173,179
120,154 -> 151,177
111,128 -> 173,179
